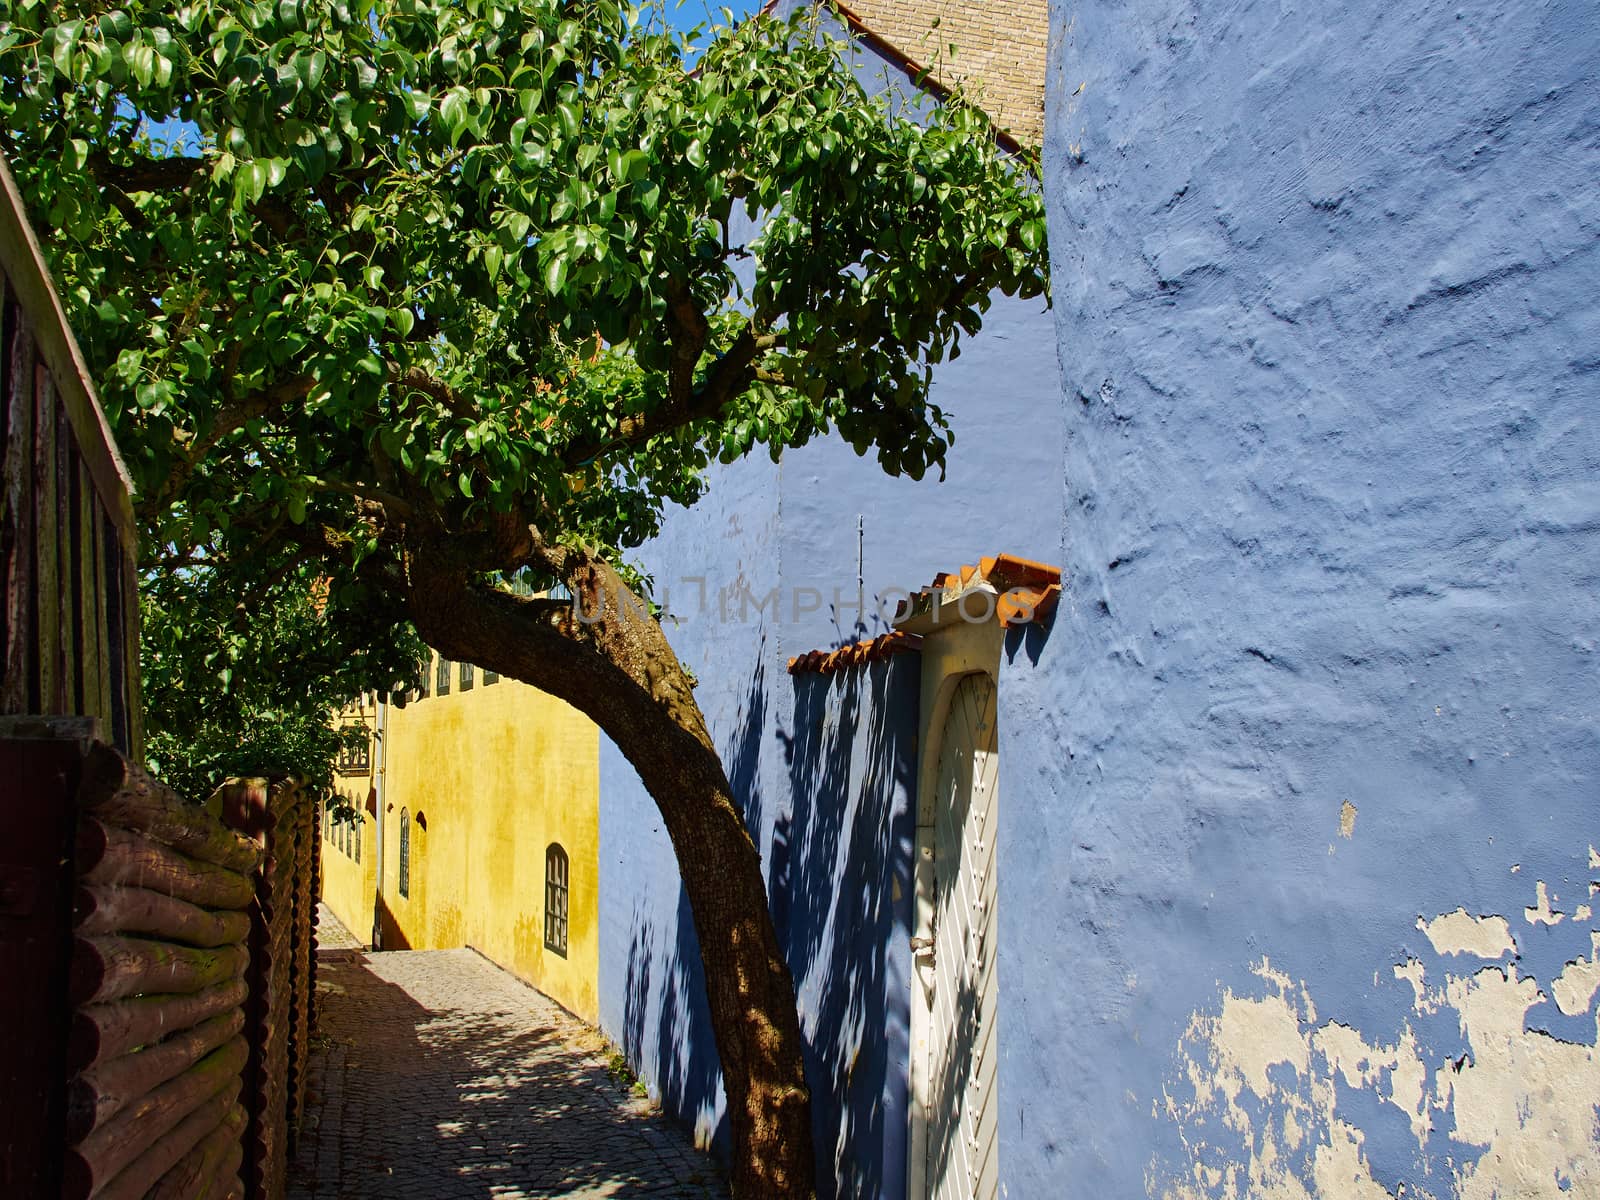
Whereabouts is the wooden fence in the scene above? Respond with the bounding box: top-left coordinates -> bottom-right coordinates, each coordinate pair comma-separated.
65,744 -> 260,1200
0,149 -> 141,753
0,729 -> 321,1199
215,778 -> 321,1200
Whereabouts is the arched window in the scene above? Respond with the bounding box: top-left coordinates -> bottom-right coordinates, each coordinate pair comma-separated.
544,843 -> 569,957
398,808 -> 411,898
459,660 -> 474,690
353,815 -> 361,863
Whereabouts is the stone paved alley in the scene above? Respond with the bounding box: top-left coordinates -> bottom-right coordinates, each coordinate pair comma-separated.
289,906 -> 729,1199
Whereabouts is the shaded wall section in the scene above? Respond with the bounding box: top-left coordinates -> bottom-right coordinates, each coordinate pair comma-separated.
317,789 -> 375,947
598,450 -> 782,1160
1025,0 -> 1600,1196
780,658 -> 919,1197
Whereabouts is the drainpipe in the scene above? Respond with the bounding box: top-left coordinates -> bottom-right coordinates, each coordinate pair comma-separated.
370,697 -> 388,950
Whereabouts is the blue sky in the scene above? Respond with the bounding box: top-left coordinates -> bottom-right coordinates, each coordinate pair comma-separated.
657,0 -> 764,37
648,0 -> 766,50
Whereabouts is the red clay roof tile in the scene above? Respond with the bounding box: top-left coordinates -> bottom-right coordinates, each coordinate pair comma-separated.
787,552 -> 1062,676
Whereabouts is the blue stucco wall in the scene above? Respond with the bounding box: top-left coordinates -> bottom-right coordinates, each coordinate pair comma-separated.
1021,1 -> 1600,1196
596,11 -> 1062,1196
598,290 -> 1060,1197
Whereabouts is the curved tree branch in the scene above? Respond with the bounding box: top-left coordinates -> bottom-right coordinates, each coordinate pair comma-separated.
400,536 -> 815,1199
558,323 -> 767,467
88,151 -> 205,192
387,364 -> 477,421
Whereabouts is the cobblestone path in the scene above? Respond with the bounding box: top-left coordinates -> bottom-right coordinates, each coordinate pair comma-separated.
290,906 -> 729,1199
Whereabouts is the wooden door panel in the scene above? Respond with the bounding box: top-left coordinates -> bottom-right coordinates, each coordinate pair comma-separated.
927,674 -> 999,1200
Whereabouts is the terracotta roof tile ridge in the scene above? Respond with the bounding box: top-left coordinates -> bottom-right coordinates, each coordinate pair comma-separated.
788,550 -> 1062,675
786,629 -> 922,676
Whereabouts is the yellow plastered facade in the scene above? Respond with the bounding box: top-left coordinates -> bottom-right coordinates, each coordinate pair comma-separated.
321,698 -> 379,939
319,667 -> 601,1023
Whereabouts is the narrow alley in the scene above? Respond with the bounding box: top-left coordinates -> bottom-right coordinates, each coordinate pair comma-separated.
289,908 -> 729,1199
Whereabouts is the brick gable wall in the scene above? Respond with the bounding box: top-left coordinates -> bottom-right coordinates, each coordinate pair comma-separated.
838,0 -> 1047,145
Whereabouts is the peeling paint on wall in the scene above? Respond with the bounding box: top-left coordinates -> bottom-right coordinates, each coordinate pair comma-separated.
1526,881 -> 1566,927
1153,853 -> 1600,1199
1414,911 -> 1517,961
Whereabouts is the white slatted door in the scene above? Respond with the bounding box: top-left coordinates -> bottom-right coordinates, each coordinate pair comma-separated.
927,673 -> 999,1200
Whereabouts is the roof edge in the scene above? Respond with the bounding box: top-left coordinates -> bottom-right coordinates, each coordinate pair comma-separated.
758,0 -> 1030,159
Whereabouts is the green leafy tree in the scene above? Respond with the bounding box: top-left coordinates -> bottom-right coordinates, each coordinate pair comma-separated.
140,554 -> 423,802
0,0 -> 1047,1192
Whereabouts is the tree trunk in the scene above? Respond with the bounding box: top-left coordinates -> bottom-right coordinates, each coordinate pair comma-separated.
406,542 -> 816,1200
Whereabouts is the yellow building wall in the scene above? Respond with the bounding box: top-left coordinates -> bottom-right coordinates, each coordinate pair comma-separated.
320,698 -> 379,944
376,664 -> 601,1023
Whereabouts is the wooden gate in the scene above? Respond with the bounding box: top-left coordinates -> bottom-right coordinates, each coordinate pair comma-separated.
925,672 -> 999,1200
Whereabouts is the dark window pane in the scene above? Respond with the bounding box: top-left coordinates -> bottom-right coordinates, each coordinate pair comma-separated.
399,808 -> 411,898
544,843 -> 569,957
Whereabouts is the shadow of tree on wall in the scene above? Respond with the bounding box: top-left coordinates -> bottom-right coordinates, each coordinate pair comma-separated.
614,650 -> 917,1199
778,657 -> 919,1200
615,657 -> 770,1163
293,948 -> 728,1197
619,890 -> 726,1157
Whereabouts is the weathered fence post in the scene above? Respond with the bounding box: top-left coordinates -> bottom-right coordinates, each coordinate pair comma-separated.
0,718 -> 96,1196
219,776 -> 318,1200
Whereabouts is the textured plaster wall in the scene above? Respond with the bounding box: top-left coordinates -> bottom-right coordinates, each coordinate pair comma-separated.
321,698 -> 379,938
378,674 -> 602,1022
1025,0 -> 1600,1196
596,11 -> 1061,1196
319,786 -> 375,940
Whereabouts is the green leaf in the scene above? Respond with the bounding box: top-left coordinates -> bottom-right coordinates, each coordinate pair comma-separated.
128,43 -> 156,87
543,253 -> 568,294
52,20 -> 83,74
636,180 -> 659,217
439,88 -> 468,140
403,89 -> 431,121
389,307 -> 415,338
296,49 -> 326,91
236,161 -> 268,207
